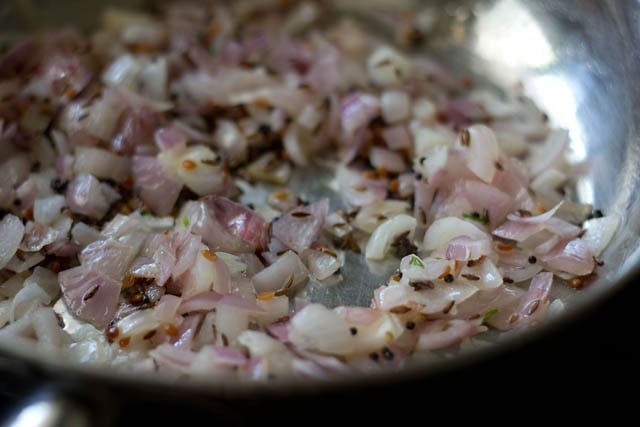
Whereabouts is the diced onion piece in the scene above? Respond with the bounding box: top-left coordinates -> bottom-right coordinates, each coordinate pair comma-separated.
365,214 -> 417,260
289,304 -> 355,355
33,195 -> 66,225
582,215 -> 620,257
74,147 -> 131,184
380,90 -> 411,124
252,251 -> 308,293
367,46 -> 412,87
0,215 -> 26,270
463,125 -> 501,183
423,217 -> 488,257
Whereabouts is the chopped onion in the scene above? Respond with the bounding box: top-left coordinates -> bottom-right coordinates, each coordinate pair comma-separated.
271,198 -> 329,253
0,215 -> 25,270
365,214 -> 417,260
252,250 -> 308,293
582,215 -> 620,257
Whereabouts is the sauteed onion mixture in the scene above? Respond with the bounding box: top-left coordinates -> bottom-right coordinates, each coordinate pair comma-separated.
0,1 -> 618,380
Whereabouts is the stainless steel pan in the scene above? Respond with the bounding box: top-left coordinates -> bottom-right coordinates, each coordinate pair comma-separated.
1,0 -> 639,424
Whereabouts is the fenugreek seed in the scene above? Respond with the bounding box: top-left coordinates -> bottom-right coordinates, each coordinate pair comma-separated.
291,211 -> 311,218
460,129 -> 470,147
526,299 -> 541,316
568,277 -> 584,288
105,325 -> 120,341
182,159 -> 197,170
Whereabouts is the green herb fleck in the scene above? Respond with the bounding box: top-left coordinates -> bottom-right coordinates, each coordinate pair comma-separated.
463,209 -> 489,225
483,308 -> 498,323
182,216 -> 190,227
409,255 -> 424,268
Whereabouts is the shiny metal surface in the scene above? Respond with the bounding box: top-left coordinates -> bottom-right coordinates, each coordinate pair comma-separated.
0,0 -> 639,394
2,390 -> 90,427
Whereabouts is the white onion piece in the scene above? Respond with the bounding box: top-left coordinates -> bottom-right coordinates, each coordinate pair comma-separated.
74,147 -> 131,184
83,90 -> 126,141
271,198 -> 329,253
337,167 -> 387,208
230,86 -> 313,116
0,214 -> 25,270
214,120 -> 248,167
382,125 -> 412,151
493,202 -> 563,242
116,295 -> 181,341
159,144 -> 226,196
155,125 -> 187,151
237,330 -> 294,377
289,304 -> 355,355
459,257 -> 503,290
71,222 -> 100,247
172,234 -> 201,280
33,195 -> 66,225
380,90 -> 411,124
65,174 -> 111,220
80,237 -> 141,281
446,235 -> 492,261
178,291 -> 223,315
541,238 -> 595,276
297,104 -> 322,131
10,281 -> 50,321
301,248 -> 343,281
150,343 -> 194,374
140,57 -> 168,101
59,266 -> 122,329
283,125 -> 312,167
102,54 -> 143,91
132,155 -> 182,216
369,147 -> 406,173
177,244 -> 217,298
215,303 -> 249,345
31,307 -> 64,348
255,295 -> 289,325
417,319 -> 484,351
527,129 -> 569,176
5,251 -> 45,273
374,281 -> 477,315
350,311 -> 404,354
462,125 -> 501,183
353,200 -> 410,234
511,272 -> 553,328
365,214 -> 417,260
423,217 -> 488,257
0,273 -> 28,299
367,46 -> 411,87
181,196 -> 269,253
582,215 -> 620,257
530,168 -> 567,194
252,251 -> 308,293
243,152 -> 292,185
340,93 -> 380,137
